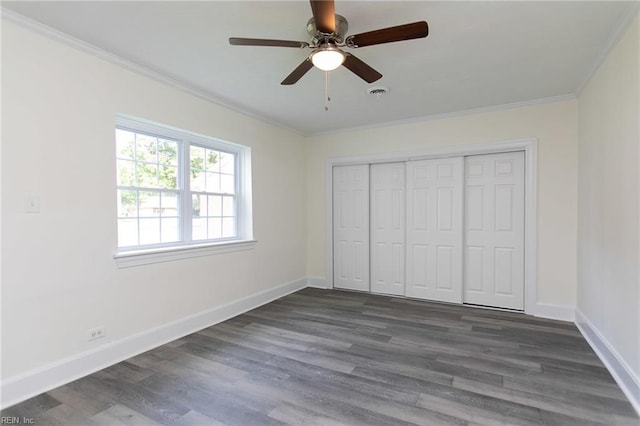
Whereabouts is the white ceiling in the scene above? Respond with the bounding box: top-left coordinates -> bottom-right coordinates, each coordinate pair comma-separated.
3,1 -> 637,135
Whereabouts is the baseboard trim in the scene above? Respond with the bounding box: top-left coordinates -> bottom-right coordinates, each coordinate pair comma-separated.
0,277 -> 307,410
534,303 -> 575,321
307,276 -> 331,289
575,308 -> 640,415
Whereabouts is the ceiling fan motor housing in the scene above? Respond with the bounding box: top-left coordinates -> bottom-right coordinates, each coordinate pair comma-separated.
307,14 -> 349,44
229,1 -> 429,85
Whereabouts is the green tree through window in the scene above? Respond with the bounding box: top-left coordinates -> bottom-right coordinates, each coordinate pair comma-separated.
115,120 -> 244,251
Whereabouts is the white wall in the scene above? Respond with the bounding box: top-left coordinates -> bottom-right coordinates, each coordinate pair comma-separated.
3,4 -> 638,412
305,100 -> 579,312
1,19 -> 306,399
577,12 -> 640,407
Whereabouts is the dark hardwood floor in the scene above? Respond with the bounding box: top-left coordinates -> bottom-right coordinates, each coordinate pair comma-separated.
3,288 -> 638,425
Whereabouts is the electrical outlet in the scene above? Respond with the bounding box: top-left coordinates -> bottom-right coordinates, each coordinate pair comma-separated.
88,326 -> 105,341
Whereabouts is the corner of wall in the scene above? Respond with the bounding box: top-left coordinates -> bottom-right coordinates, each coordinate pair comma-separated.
575,309 -> 640,415
575,8 -> 640,416
534,303 -> 575,322
307,276 -> 330,289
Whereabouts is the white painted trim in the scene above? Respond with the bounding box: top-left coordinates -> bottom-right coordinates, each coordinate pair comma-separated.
0,8 -> 579,138
237,145 -> 254,243
114,240 -> 257,268
0,277 -> 307,410
307,276 -> 330,289
310,95 -> 576,138
0,8 -> 302,137
576,3 -> 640,95
523,141 -> 538,315
534,303 -> 575,322
325,139 -> 538,314
324,160 -> 334,288
575,309 -> 640,415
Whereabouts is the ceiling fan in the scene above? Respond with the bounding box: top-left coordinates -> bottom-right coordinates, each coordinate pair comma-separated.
229,0 -> 429,85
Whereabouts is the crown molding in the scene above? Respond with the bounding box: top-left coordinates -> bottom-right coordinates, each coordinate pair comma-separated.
306,94 -> 577,138
2,4 -> 632,138
576,3 -> 640,96
0,7 -> 303,137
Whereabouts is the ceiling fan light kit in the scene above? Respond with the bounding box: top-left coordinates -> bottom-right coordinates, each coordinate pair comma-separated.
311,44 -> 345,71
229,0 -> 428,102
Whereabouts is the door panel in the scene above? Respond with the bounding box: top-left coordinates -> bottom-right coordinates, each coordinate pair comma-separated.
333,165 -> 369,291
463,152 -> 525,310
370,163 -> 405,295
406,158 -> 463,303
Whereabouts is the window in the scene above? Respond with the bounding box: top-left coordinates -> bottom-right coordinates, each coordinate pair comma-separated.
115,116 -> 253,264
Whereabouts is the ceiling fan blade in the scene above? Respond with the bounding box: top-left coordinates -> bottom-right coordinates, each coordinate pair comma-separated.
310,0 -> 335,34
229,37 -> 309,48
342,53 -> 382,83
281,58 -> 314,85
346,21 -> 428,48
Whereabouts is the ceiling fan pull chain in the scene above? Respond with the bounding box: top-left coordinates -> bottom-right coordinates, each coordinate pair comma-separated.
325,71 -> 332,111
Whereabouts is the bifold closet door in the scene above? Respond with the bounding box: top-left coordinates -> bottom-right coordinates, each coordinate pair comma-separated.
333,165 -> 369,291
464,152 -> 525,310
370,163 -> 405,296
406,158 -> 463,303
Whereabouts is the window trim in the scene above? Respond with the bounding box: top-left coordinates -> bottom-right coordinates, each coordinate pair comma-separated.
114,115 -> 254,267
114,239 -> 258,268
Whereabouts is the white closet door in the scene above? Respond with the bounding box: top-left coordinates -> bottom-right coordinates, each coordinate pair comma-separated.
333,165 -> 369,291
464,152 -> 525,310
406,158 -> 463,303
370,163 -> 405,296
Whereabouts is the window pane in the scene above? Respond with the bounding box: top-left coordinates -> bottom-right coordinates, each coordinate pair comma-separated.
191,173 -> 204,191
116,119 -> 249,250
222,218 -> 236,238
137,162 -> 158,187
117,189 -> 138,218
139,191 -> 160,217
205,172 -> 220,193
190,146 -> 205,191
160,192 -> 178,217
116,129 -> 135,160
158,139 -> 178,165
139,218 -> 160,245
161,218 -> 179,243
220,152 -> 235,175
206,150 -> 219,172
118,219 -> 138,247
159,165 -> 178,189
221,174 -> 234,194
222,196 -> 235,217
192,218 -> 207,240
208,195 -> 222,217
208,218 -> 222,239
190,146 -> 205,168
117,160 -> 135,186
136,133 -> 157,162
192,194 -> 204,217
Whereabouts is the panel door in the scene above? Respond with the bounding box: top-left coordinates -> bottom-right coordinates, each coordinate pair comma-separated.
370,163 -> 405,296
406,158 -> 463,303
333,165 -> 370,291
464,151 -> 525,310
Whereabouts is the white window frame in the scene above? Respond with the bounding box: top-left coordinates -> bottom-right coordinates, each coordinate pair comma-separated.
113,115 -> 255,268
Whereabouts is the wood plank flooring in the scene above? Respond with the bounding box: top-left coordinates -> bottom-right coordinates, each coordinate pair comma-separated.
3,288 -> 638,425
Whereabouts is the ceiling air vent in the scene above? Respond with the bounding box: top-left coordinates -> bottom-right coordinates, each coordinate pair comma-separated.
367,86 -> 389,98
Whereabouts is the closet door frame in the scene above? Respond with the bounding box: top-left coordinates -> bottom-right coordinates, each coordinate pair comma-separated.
324,138 -> 538,315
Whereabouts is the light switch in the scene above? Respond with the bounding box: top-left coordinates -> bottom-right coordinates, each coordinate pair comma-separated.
25,194 -> 40,213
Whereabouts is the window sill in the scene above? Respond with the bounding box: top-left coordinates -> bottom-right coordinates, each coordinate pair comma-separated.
114,240 -> 257,268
